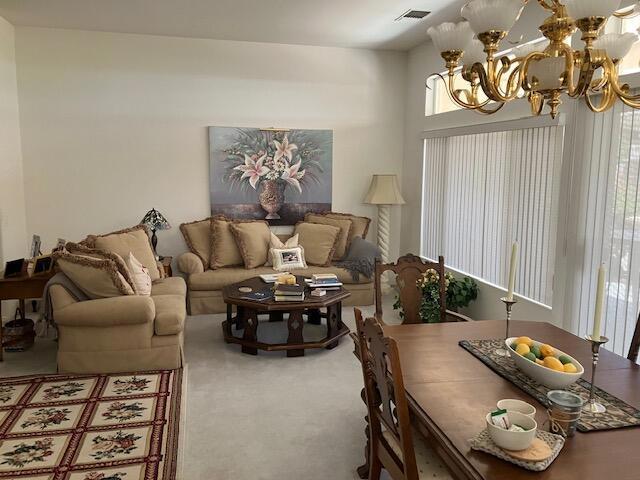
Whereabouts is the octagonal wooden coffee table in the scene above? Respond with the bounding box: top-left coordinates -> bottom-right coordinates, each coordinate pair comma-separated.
222,276 -> 351,357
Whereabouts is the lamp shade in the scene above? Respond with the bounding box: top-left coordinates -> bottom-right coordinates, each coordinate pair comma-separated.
564,0 -> 622,20
593,32 -> 638,61
364,175 -> 406,205
141,208 -> 171,231
461,0 -> 524,35
427,21 -> 474,53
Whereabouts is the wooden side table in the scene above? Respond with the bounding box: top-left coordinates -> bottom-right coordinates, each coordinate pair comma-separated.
0,272 -> 54,361
160,257 -> 173,277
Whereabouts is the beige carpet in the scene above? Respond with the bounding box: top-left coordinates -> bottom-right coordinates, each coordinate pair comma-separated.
0,301 -> 400,480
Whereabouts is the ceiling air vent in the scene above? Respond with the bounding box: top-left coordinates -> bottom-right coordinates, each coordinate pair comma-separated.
395,9 -> 430,21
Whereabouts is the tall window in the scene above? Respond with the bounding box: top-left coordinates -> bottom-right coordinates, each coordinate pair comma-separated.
566,94 -> 640,356
421,119 -> 564,306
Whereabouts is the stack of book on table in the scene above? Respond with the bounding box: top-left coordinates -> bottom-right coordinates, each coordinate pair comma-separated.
305,273 -> 343,290
274,284 -> 305,302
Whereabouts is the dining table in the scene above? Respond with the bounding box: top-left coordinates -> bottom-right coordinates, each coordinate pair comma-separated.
365,319 -> 640,480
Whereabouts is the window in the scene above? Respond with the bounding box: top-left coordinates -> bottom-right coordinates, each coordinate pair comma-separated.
421,118 -> 565,306
565,93 -> 640,356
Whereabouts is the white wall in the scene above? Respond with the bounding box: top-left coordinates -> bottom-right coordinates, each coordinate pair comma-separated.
0,16 -> 27,267
14,27 -> 407,263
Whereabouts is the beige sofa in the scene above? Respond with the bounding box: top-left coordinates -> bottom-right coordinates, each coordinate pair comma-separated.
50,277 -> 186,373
178,251 -> 373,314
50,225 -> 187,374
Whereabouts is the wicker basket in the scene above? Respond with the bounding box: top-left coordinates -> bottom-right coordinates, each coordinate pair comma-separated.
3,309 -> 35,352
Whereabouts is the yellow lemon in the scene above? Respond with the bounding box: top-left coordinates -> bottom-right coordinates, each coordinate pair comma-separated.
540,344 -> 555,358
515,336 -> 534,347
515,344 -> 530,356
563,363 -> 578,373
543,356 -> 564,372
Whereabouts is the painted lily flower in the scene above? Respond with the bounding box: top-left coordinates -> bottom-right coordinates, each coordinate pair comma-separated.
273,135 -> 298,162
281,160 -> 305,193
234,154 -> 270,189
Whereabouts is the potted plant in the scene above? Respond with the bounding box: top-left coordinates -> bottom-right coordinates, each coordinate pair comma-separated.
393,269 -> 478,323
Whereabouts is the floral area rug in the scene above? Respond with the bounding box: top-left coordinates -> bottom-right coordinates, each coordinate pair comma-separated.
0,369 -> 183,479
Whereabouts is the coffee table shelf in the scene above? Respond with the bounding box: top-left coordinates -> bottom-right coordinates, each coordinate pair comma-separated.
222,276 -> 351,357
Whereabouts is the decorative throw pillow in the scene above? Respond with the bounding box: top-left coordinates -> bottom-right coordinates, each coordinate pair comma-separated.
209,216 -> 244,269
65,242 -> 138,294
229,220 -> 271,269
179,217 -> 211,266
264,232 -> 299,266
294,222 -> 340,266
323,212 -> 371,244
53,252 -> 135,299
271,246 -> 307,272
126,252 -> 152,296
304,213 -> 353,260
85,225 -> 161,280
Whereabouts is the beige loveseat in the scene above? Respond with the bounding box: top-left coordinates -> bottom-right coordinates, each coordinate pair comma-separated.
178,215 -> 375,315
50,225 -> 187,373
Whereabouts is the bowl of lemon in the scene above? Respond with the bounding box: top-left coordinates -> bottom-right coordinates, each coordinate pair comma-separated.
506,336 -> 584,389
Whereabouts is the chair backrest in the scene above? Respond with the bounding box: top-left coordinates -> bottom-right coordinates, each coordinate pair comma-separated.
628,311 -> 640,363
354,308 -> 418,480
375,254 -> 446,324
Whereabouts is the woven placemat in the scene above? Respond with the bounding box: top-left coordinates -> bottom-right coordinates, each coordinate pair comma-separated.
469,429 -> 565,472
460,339 -> 640,432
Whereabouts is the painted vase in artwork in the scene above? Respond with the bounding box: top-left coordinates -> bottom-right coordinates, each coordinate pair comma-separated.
259,179 -> 286,219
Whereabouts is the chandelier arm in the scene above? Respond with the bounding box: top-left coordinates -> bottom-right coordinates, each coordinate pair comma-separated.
476,102 -> 505,114
584,84 -> 617,113
607,59 -> 640,105
567,48 -> 607,98
474,58 -> 522,102
427,73 -> 491,110
536,0 -> 558,12
613,6 -> 639,18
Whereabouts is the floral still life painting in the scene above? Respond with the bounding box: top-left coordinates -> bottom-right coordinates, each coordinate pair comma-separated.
209,127 -> 333,224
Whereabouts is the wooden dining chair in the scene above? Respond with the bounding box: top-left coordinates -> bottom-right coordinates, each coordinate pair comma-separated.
628,311 -> 640,363
375,254 -> 471,324
354,309 -> 451,480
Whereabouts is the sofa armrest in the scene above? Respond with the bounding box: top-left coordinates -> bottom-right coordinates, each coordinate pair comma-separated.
55,296 -> 156,327
178,252 -> 204,275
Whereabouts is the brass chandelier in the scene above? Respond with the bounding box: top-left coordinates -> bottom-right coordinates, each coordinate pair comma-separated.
427,0 -> 640,117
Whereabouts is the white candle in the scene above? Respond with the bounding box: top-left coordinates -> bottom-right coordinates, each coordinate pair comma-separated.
507,242 -> 518,300
592,264 -> 605,341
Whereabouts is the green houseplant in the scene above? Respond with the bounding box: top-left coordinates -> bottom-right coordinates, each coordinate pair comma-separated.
393,269 -> 479,323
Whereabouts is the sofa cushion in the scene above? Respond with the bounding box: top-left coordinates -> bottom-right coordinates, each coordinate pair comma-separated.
323,212 -> 371,243
294,222 -> 340,266
188,265 -> 371,291
304,213 -> 352,260
229,220 -> 271,269
53,252 -> 135,299
86,225 -> 161,280
151,276 -> 187,297
152,294 -> 186,336
179,217 -> 211,266
65,242 -> 138,294
210,216 -> 244,269
126,252 -> 152,296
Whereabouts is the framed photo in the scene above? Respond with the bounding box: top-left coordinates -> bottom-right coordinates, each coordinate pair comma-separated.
3,259 -> 27,279
53,238 -> 66,252
271,247 -> 307,271
29,235 -> 42,259
33,255 -> 54,275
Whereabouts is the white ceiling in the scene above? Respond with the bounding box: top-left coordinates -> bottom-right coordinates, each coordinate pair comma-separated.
0,0 -> 464,51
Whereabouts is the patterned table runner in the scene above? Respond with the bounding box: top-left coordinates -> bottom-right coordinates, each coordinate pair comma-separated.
460,339 -> 640,432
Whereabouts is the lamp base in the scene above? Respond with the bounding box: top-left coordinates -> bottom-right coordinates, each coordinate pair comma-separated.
151,230 -> 159,260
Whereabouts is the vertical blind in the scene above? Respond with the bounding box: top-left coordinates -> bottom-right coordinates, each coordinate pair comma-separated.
422,123 -> 564,306
566,97 -> 640,356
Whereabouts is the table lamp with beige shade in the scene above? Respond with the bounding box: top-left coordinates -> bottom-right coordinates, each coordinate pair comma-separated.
364,174 -> 405,289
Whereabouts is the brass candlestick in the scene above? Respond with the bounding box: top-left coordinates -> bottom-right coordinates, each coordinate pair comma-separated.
495,297 -> 518,356
584,335 -> 609,414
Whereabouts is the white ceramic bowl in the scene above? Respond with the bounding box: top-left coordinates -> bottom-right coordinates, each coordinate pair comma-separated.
486,411 -> 537,451
497,399 -> 536,418
506,337 -> 584,389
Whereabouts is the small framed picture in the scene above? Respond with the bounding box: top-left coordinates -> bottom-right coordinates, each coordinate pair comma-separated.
33,255 -> 54,276
53,238 -> 66,252
271,247 -> 306,271
29,235 -> 42,259
3,259 -> 27,279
